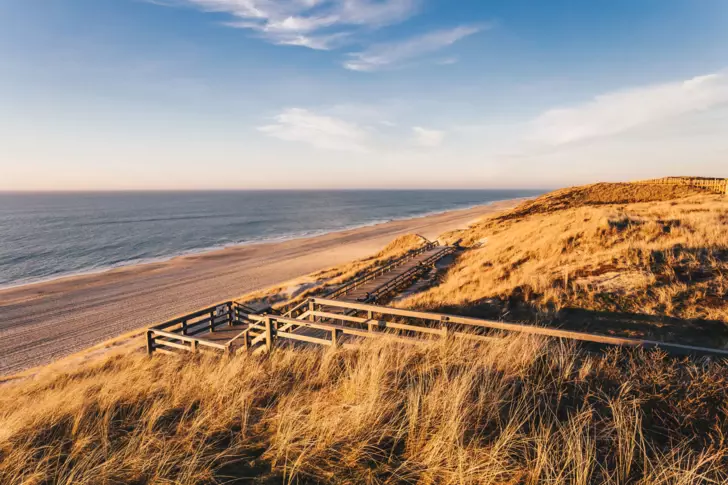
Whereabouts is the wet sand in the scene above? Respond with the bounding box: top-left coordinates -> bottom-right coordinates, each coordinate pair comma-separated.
0,200 -> 519,375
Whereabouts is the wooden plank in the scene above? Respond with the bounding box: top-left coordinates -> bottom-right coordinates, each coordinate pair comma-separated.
311,311 -> 444,336
196,339 -> 229,351
153,347 -> 177,355
276,330 -> 333,346
151,329 -> 228,350
151,303 -> 232,330
154,339 -> 192,351
152,329 -> 205,344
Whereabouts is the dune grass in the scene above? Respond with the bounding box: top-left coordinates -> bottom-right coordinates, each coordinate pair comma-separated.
404,186 -> 728,346
2,182 -> 727,484
2,335 -> 727,484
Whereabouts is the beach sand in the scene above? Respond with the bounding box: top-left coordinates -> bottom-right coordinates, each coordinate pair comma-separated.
0,200 -> 520,375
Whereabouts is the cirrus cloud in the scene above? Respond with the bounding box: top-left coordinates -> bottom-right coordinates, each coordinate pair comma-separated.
162,0 -> 420,50
344,25 -> 485,71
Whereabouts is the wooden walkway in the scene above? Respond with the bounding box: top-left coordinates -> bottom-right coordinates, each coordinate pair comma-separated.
144,238 -> 728,359
338,245 -> 453,304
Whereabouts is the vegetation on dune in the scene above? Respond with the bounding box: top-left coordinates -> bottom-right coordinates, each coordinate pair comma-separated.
405,185 -> 728,347
2,336 -> 727,484
2,181 -> 728,484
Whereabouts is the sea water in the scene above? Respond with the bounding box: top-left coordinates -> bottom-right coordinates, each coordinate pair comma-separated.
0,190 -> 542,289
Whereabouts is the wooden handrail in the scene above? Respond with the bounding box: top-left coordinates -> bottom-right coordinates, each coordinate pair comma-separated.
310,298 -> 728,357
323,241 -> 439,300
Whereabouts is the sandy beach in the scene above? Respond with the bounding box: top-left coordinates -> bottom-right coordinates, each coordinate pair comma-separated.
0,200 -> 519,375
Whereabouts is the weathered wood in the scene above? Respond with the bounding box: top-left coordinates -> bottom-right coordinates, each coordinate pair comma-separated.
146,330 -> 154,355
276,330 -> 333,346
154,339 -> 192,351
265,316 -> 274,353
310,311 -> 444,336
312,298 -> 728,357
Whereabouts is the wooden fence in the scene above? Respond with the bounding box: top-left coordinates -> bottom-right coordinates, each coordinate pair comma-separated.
634,176 -> 728,195
146,301 -> 238,355
274,240 -> 442,318
149,297 -> 728,358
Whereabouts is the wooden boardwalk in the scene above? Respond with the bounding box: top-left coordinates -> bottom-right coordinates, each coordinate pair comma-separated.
338,245 -> 453,304
145,238 -> 728,359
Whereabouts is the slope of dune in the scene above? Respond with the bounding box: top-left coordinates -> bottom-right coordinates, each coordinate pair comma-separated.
1,182 -> 727,484
403,184 -> 728,346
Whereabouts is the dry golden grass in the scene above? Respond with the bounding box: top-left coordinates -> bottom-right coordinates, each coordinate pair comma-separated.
405,185 -> 728,346
3,182 -> 728,484
2,335 -> 727,484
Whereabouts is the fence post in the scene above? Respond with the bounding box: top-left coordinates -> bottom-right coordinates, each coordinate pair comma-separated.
181,320 -> 188,336
191,339 -> 199,353
228,302 -> 234,326
146,330 -> 155,355
308,300 -> 315,322
440,317 -> 450,339
265,316 -> 274,353
331,328 -> 340,349
209,310 -> 215,333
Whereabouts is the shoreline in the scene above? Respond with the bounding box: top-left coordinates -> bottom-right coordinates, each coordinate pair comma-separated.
0,199 -> 518,292
0,198 -> 522,375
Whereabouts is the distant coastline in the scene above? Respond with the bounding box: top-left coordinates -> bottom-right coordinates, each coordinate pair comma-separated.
0,199 -> 524,375
0,190 -> 541,291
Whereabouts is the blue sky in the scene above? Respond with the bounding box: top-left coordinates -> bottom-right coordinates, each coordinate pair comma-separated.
1,0 -> 727,190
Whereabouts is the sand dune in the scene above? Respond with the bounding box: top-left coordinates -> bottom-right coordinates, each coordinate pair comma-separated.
0,200 -> 519,375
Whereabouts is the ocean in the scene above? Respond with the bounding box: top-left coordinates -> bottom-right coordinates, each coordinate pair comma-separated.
0,190 -> 542,289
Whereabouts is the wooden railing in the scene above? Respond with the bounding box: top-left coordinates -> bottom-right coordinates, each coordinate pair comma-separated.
324,241 -> 440,300
634,176 -> 728,195
366,246 -> 455,303
146,301 -> 239,355
272,240 -> 441,317
301,298 -> 728,357
147,295 -> 728,358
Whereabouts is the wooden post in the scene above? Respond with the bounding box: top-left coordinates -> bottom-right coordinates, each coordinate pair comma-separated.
191,339 -> 199,353
210,310 -> 215,333
440,317 -> 450,339
308,300 -> 315,322
228,302 -> 234,326
368,320 -> 376,333
265,316 -> 274,353
331,328 -> 341,349
146,330 -> 155,355
243,330 -> 250,350
181,320 -> 188,336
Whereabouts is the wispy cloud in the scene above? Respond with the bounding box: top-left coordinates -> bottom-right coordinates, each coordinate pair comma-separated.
258,108 -> 371,152
412,126 -> 445,147
344,25 -> 484,71
168,0 -> 420,50
532,72 -> 728,145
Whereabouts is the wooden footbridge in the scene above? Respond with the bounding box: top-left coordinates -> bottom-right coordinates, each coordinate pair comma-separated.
146,241 -> 728,359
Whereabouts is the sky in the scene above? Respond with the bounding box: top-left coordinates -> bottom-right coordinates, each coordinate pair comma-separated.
1,0 -> 727,190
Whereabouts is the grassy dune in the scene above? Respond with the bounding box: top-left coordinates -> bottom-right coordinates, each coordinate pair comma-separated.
2,336 -> 727,484
2,182 -> 728,484
405,183 -> 728,346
